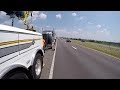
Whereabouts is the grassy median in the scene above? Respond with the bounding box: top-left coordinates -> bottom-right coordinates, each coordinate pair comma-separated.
72,40 -> 120,59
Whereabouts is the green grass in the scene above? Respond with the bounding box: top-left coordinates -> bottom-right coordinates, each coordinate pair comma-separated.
72,40 -> 120,59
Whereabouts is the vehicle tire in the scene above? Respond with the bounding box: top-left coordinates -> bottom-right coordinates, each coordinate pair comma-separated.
31,53 -> 43,79
3,71 -> 29,79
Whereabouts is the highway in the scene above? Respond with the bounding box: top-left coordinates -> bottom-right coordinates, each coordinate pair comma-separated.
52,39 -> 120,79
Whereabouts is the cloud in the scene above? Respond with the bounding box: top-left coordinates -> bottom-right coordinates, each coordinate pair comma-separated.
18,20 -> 23,24
2,19 -> 12,26
56,14 -> 62,19
0,11 -> 10,23
96,24 -> 111,37
88,22 -> 94,24
31,11 -> 40,21
22,12 -> 47,23
95,28 -> 112,41
80,16 -> 84,20
55,27 -> 113,42
28,12 -> 47,21
96,24 -> 110,35
0,11 -> 6,16
96,24 -> 102,28
78,28 -> 83,32
39,13 -> 47,20
46,26 -> 50,28
72,13 -> 77,16
56,28 -> 83,38
32,11 -> 40,15
80,16 -> 86,20
76,16 -> 86,21
103,28 -> 110,35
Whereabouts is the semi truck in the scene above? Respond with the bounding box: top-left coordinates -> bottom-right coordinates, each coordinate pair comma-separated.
0,24 -> 44,79
42,30 -> 56,50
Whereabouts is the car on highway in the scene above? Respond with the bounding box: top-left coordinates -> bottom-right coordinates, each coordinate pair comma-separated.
66,39 -> 71,42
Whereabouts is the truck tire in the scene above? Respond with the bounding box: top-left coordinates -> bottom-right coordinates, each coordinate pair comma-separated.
31,53 -> 43,79
3,71 -> 29,79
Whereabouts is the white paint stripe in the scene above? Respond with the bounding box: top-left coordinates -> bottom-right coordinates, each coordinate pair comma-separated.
72,46 -> 77,50
49,40 -> 57,79
77,44 -> 120,61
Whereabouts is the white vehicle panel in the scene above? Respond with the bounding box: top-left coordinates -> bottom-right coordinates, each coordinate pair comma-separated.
0,24 -> 44,78
19,33 -> 42,54
0,24 -> 41,35
0,31 -> 19,64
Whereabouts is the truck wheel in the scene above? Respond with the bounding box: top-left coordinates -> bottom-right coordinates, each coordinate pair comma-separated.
3,71 -> 29,79
31,53 -> 43,79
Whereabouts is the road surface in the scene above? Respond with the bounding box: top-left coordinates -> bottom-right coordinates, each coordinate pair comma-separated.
52,39 -> 120,79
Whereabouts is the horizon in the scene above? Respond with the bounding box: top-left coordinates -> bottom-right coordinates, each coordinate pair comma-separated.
0,11 -> 120,43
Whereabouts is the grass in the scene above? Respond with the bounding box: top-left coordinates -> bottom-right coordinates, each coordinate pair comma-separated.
72,40 -> 120,59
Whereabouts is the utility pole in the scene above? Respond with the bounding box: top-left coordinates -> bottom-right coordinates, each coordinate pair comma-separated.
12,18 -> 14,26
10,14 -> 15,27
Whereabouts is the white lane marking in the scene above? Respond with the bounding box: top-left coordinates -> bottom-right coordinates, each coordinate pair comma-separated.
72,46 -> 77,50
77,44 -> 120,61
49,40 -> 57,79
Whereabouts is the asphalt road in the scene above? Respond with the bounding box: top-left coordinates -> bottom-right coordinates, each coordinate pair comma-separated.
52,39 -> 120,79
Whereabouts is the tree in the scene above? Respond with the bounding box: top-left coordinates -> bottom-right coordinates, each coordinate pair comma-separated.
4,11 -> 33,29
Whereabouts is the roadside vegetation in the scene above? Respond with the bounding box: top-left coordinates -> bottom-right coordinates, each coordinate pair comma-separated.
71,39 -> 120,59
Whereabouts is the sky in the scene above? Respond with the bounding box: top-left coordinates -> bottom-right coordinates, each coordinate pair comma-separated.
0,11 -> 120,42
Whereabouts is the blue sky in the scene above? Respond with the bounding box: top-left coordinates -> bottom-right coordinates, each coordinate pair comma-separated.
0,11 -> 120,42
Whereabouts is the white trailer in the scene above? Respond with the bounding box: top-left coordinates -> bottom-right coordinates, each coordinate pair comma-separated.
0,24 -> 44,79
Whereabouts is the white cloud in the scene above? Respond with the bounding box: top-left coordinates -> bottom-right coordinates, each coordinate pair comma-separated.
0,11 -> 10,23
25,11 -> 47,21
72,13 -> 77,16
21,12 -> 47,23
103,28 -> 107,31
2,20 -> 12,26
88,22 -> 94,24
76,16 -> 86,21
103,28 -> 110,35
78,28 -> 83,32
32,11 -> 40,21
0,11 -> 6,16
32,11 -> 40,15
39,13 -> 47,20
80,16 -> 86,20
96,24 -> 102,28
80,17 -> 84,20
46,26 -> 50,28
56,14 -> 62,19
56,28 -> 84,38
55,27 -> 114,42
18,20 -> 23,24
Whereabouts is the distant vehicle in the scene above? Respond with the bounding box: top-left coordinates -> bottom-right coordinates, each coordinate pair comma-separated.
42,30 -> 56,49
0,24 -> 44,79
66,39 -> 71,42
42,33 -> 53,49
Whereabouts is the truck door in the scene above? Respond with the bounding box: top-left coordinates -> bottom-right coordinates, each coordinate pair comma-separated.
18,32 -> 41,55
0,30 -> 19,64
